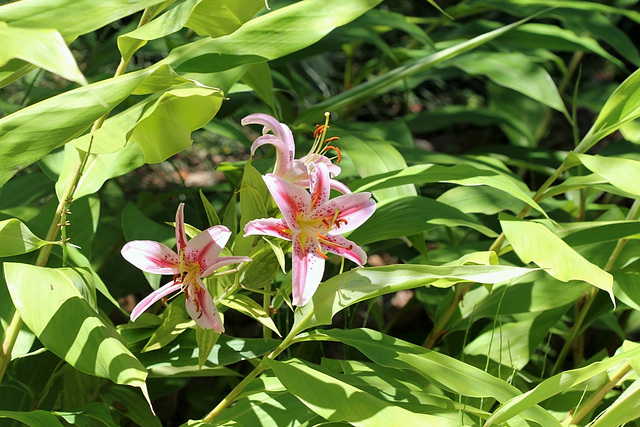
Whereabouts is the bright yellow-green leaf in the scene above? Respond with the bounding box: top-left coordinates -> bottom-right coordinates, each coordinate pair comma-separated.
0,218 -> 56,256
0,22 -> 86,86
500,215 -> 614,304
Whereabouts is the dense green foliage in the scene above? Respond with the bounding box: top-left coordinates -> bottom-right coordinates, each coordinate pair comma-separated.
2,0 -> 640,425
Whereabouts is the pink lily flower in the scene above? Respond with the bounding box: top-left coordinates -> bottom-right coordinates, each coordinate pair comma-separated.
244,163 -> 376,306
121,203 -> 251,331
242,112 -> 351,194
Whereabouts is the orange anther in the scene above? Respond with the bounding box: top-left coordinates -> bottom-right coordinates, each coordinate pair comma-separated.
316,246 -> 329,259
314,124 -> 327,138
336,218 -> 348,227
325,146 -> 342,163
325,136 -> 339,143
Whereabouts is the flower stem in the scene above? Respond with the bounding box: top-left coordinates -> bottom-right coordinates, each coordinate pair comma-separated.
423,282 -> 472,348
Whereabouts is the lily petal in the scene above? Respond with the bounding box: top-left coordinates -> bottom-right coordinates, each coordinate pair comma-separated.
292,234 -> 325,306
320,234 -> 367,266
309,162 -> 331,209
263,173 -> 310,230
313,193 -> 376,234
121,241 -> 180,274
202,255 -> 252,277
185,279 -> 225,332
244,218 -> 294,241
130,280 -> 182,321
175,203 -> 188,253
250,134 -> 292,177
185,225 -> 231,271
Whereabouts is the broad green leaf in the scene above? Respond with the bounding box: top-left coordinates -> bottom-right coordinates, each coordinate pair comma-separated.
298,14 -> 534,123
293,264 -> 535,332
220,294 -> 280,337
164,0 -> 383,74
614,272 -> 640,312
0,218 -> 56,256
56,403 -> 118,427
187,0 -> 266,38
234,160 -> 271,256
405,105 -> 531,139
308,328 -> 560,426
348,196 -> 496,245
0,0 -> 166,37
0,23 -> 86,86
137,332 -> 279,372
267,359 -> 452,426
208,388 -> 316,427
337,127 -> 417,201
500,215 -> 614,304
486,342 -> 640,425
451,51 -> 567,116
437,186 -> 526,215
580,67 -> 640,152
0,410 -> 63,426
592,376 -> 640,427
4,263 -> 150,403
241,62 -> 276,112
350,163 -> 546,216
196,326 -> 221,369
56,141 -> 145,201
130,87 -> 224,163
99,385 -> 161,427
568,153 -> 640,197
200,190 -> 221,227
142,296 -> 194,352
561,221 -> 640,247
0,64 -> 189,185
243,246 -> 281,288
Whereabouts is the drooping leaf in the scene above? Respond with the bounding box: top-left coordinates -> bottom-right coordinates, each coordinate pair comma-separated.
0,218 -> 56,256
220,294 -> 280,337
4,263 -> 151,405
0,23 -> 87,86
350,163 -> 546,216
293,264 -> 536,332
451,51 -> 567,116
486,342 -> 640,426
306,328 -> 560,426
500,215 -> 614,304
348,195 -> 497,245
267,358 -> 455,426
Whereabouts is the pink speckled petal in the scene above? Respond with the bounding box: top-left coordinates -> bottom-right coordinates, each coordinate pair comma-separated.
121,240 -> 180,274
184,225 -> 231,270
185,278 -> 224,332
243,113 -> 295,176
309,163 -> 330,208
175,203 -> 188,253
291,234 -> 325,306
201,255 -> 252,277
320,234 -> 367,266
130,280 -> 182,321
250,134 -> 292,176
244,218 -> 294,241
263,173 -> 310,230
312,193 -> 376,234
329,179 -> 351,195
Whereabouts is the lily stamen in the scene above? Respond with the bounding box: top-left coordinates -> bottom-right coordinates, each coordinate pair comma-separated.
316,246 -> 329,259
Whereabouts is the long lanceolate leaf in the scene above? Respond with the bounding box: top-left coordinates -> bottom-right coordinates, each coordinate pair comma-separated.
303,328 -> 560,426
297,13 -> 539,123
486,343 -> 640,425
4,263 -> 151,403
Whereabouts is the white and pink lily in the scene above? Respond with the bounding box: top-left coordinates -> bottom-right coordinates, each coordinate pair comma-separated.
244,163 -> 376,306
121,203 -> 251,331
242,112 -> 351,194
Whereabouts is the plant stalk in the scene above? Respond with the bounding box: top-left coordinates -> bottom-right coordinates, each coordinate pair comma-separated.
423,282 -> 472,348
563,362 -> 632,425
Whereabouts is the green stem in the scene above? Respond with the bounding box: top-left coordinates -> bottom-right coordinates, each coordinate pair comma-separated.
563,362 -> 632,426
423,282 -> 472,348
0,7 -> 152,384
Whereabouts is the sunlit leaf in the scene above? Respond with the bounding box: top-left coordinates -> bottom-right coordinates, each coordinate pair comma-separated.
0,218 -> 56,256
500,215 -> 614,304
